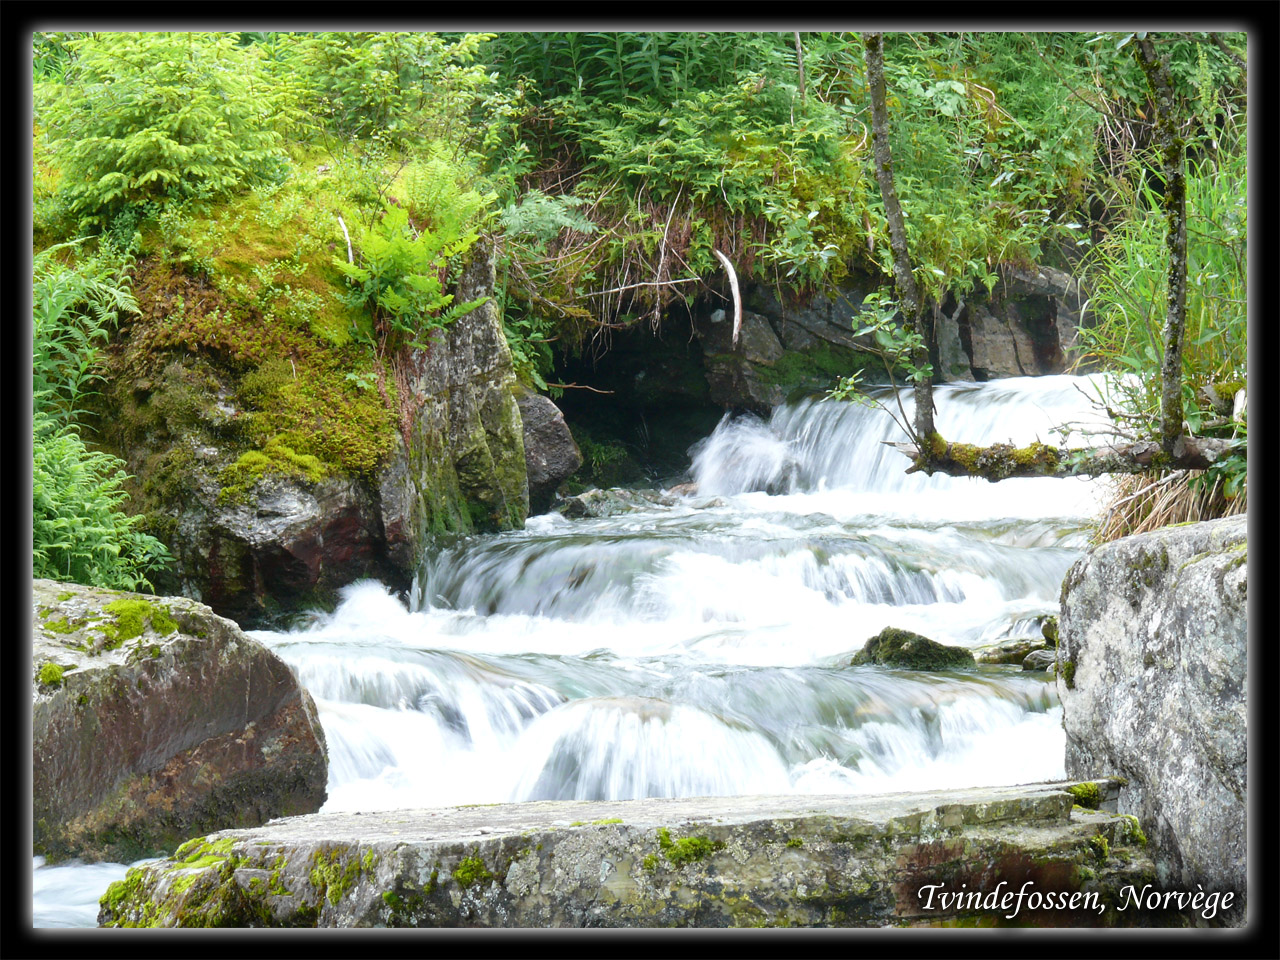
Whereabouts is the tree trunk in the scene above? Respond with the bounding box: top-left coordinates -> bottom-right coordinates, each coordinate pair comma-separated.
884,435 -> 1238,481
1134,37 -> 1188,458
864,32 -> 935,444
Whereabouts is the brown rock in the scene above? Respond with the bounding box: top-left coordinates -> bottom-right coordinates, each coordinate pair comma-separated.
32,579 -> 328,863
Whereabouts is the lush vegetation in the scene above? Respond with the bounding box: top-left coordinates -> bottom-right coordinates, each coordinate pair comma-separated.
31,30 -> 1248,585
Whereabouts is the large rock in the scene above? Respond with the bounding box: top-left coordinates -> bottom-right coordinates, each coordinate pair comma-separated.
851,627 -> 976,670
95,243 -> 529,627
1057,516 -> 1246,924
389,239 -> 529,541
515,386 -> 582,515
99,780 -> 1182,928
32,579 -> 328,864
688,264 -> 1095,411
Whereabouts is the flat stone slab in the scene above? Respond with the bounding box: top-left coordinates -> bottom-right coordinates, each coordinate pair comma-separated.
100,778 -> 1183,928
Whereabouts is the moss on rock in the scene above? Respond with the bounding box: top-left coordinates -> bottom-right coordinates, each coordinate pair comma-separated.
851,627 -> 975,671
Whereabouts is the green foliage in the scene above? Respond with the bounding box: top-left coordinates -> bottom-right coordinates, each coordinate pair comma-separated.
1076,131 -> 1247,499
33,243 -> 138,427
40,32 -> 294,229
33,409 -> 172,591
335,199 -> 490,351
289,32 -> 495,147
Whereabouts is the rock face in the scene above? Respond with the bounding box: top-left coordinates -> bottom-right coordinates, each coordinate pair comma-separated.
689,264 -> 1092,412
96,243 -> 530,627
851,627 -> 976,670
514,386 -> 582,515
32,579 -> 328,864
387,239 -> 529,543
99,780 -> 1185,929
1057,516 -> 1246,923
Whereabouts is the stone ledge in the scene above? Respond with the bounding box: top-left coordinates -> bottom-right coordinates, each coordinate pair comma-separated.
100,778 -> 1190,928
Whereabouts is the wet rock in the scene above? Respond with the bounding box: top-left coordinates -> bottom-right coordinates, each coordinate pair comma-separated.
1059,516 -> 1246,924
32,579 -> 327,864
515,387 -> 582,516
93,243 -> 528,627
557,487 -> 677,519
1022,648 -> 1058,672
851,627 -> 976,670
975,639 -> 1042,665
100,779 -> 1173,928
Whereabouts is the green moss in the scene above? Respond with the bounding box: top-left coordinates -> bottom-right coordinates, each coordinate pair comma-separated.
1066,782 -> 1101,810
1088,834 -> 1110,862
657,827 -> 724,867
98,598 -> 179,649
642,854 -> 659,872
1061,659 -> 1076,690
218,436 -> 328,504
452,855 -> 494,889
1118,814 -> 1148,847
43,617 -> 83,635
37,661 -> 66,687
57,591 -> 75,602
785,837 -> 804,849
941,439 -> 1060,480
309,848 -> 364,907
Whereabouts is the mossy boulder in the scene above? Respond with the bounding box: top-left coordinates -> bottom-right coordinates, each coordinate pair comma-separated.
91,242 -> 529,627
32,579 -> 328,864
851,627 -> 975,671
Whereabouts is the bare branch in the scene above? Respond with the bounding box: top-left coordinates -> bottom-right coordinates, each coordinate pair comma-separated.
713,249 -> 742,349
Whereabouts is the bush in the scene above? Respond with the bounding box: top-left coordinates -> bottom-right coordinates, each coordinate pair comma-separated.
40,32 -> 292,228
33,410 -> 172,592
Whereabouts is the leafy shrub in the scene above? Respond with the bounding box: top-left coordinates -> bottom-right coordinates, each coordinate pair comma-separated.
33,243 -> 138,426
33,409 -> 172,591
335,201 -> 488,351
40,32 -> 292,228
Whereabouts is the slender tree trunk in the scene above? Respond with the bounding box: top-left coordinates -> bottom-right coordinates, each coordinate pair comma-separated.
1134,37 -> 1188,458
864,32 -> 935,443
794,32 -> 806,105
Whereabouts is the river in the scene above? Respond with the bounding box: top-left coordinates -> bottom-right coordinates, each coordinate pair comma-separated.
33,373 -> 1115,926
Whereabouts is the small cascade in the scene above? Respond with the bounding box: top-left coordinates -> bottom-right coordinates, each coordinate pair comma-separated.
237,375 -> 1112,815
40,375 -> 1114,925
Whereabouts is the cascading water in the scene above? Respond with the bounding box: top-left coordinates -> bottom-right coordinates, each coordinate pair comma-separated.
35,373 -> 1119,925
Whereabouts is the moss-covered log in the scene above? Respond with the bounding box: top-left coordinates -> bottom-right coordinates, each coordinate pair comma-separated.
886,434 -> 1239,481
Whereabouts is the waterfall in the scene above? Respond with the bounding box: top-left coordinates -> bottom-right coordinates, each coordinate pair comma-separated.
252,374 -> 1111,811
38,374 -> 1115,924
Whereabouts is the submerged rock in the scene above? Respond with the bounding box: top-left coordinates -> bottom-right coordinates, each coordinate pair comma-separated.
1022,649 -> 1058,672
557,487 -> 677,519
99,780 -> 1177,928
851,627 -> 975,670
32,579 -> 327,864
1058,516 -> 1246,924
975,638 -> 1043,665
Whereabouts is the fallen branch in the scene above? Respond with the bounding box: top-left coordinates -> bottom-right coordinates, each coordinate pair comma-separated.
713,248 -> 742,349
545,382 -> 615,395
883,434 -> 1240,481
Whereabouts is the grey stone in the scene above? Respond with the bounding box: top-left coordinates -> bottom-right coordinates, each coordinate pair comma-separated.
975,638 -> 1042,665
1022,649 -> 1058,671
515,387 -> 582,515
32,579 -> 328,864
1059,516 -> 1246,923
100,779 -> 1168,928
